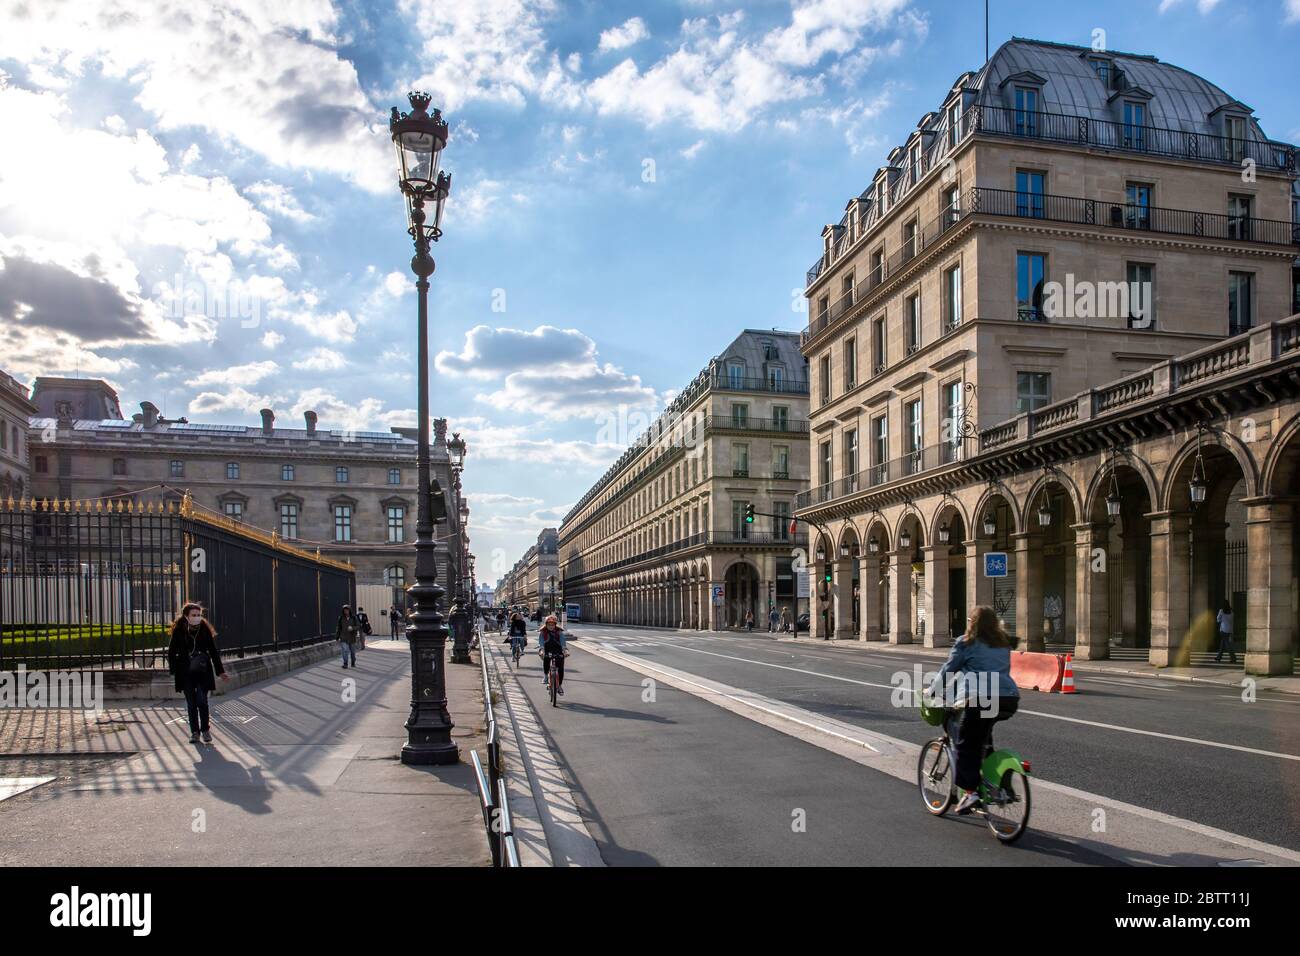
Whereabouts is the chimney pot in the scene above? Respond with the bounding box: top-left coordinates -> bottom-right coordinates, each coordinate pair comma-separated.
304,409 -> 318,435
260,408 -> 275,434
140,401 -> 159,429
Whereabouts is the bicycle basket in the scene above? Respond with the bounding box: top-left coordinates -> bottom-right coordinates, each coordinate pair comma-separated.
917,691 -> 946,726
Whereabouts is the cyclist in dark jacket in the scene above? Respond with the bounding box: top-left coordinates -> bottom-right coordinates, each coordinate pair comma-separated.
538,614 -> 567,695
505,612 -> 527,657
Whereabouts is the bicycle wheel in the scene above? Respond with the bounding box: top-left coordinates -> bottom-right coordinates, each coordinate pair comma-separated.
984,771 -> 1031,843
917,739 -> 955,815
549,666 -> 558,707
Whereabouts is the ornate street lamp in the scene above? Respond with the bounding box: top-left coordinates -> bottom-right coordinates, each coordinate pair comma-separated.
1037,496 -> 1052,528
868,533 -> 880,554
982,511 -> 996,536
899,527 -> 912,550
938,521 -> 951,544
1189,426 -> 1208,506
839,542 -> 850,558
390,91 -> 457,766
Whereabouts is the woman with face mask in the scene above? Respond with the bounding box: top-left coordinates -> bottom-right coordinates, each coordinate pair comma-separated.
166,603 -> 229,744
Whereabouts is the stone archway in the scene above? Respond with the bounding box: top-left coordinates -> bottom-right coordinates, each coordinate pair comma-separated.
1079,457 -> 1154,660
927,500 -> 969,647
723,560 -> 760,629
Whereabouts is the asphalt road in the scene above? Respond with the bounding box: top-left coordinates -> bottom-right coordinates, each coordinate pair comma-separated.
503,624 -> 1299,864
505,632 -> 1112,866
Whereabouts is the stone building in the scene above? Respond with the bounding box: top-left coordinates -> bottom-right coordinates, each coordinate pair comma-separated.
0,368 -> 37,570
795,38 -> 1298,674
24,378 -> 470,594
560,329 -> 811,629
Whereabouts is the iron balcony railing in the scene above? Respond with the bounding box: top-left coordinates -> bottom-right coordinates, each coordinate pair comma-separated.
711,374 -> 810,395
973,186 -> 1299,247
969,104 -> 1296,173
796,437 -> 978,510
563,531 -> 809,583
703,415 -> 810,435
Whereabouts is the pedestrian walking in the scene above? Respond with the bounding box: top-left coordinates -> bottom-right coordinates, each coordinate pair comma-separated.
768,605 -> 779,632
1214,600 -> 1238,664
744,609 -> 754,632
780,606 -> 791,633
337,605 -> 359,668
389,605 -> 402,640
166,602 -> 229,744
356,607 -> 371,650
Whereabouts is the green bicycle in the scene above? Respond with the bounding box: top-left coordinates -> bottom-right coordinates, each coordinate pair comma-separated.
916,695 -> 1032,844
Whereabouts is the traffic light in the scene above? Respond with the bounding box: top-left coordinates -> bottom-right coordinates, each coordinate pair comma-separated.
823,569 -> 832,583
744,504 -> 755,524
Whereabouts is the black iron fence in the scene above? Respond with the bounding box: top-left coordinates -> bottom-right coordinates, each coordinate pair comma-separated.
0,495 -> 355,671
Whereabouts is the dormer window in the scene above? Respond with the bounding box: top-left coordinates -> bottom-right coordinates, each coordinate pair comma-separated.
1088,56 -> 1112,87
909,144 -> 921,184
1014,86 -> 1039,136
1225,115 -> 1247,163
947,102 -> 961,148
1123,101 -> 1147,150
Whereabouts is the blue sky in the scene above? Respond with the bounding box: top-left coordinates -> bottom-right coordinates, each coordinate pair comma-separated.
0,0 -> 1297,580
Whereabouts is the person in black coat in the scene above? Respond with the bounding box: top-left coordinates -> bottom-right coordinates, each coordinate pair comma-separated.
337,605 -> 359,668
166,603 -> 228,744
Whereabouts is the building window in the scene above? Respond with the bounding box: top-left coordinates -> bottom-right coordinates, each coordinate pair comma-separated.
334,505 -> 353,542
732,443 -> 749,478
947,102 -> 960,147
1225,115 -> 1246,163
280,503 -> 299,539
773,501 -> 791,540
731,403 -> 749,428
772,406 -> 789,431
1125,183 -> 1152,229
872,316 -> 887,374
844,337 -> 857,390
871,415 -> 888,482
727,361 -> 745,389
388,468 -> 401,485
170,460 -> 184,478
845,428 -> 859,483
819,354 -> 831,405
226,462 -> 239,480
905,400 -> 922,473
819,440 -> 832,487
1015,170 -> 1045,218
870,248 -> 884,286
1228,194 -> 1253,241
944,185 -> 961,228
384,564 -> 406,588
1089,56 -> 1111,86
335,466 -> 349,483
909,144 -> 921,184
773,445 -> 790,479
1014,86 -> 1038,136
1127,263 -> 1155,329
905,295 -> 921,354
1228,272 -> 1254,336
35,455 -> 48,474
222,501 -> 243,521
902,218 -> 918,260
1123,101 -> 1146,150
282,464 -> 294,481
387,505 -> 405,543
1016,372 -> 1051,414
842,273 -> 855,307
943,381 -> 964,463
768,365 -> 785,389
1017,252 -> 1047,321
944,264 -> 962,331
112,458 -> 127,476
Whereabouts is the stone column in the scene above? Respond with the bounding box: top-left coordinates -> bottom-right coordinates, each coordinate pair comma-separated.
860,553 -> 881,641
889,550 -> 913,644
1073,522 -> 1110,660
833,556 -> 855,641
1244,498 -> 1295,676
1149,511 -> 1191,667
809,559 -> 825,640
922,544 -> 951,648
964,537 -> 993,611
1013,532 -> 1045,652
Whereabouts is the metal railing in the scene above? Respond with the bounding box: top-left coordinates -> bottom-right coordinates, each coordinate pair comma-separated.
562,531 -> 808,585
473,632 -> 520,868
0,496 -> 354,670
710,374 -> 810,395
796,437 -> 978,510
972,186 -> 1298,247
703,415 -> 810,435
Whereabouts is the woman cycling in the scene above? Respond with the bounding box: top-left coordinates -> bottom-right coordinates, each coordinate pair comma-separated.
505,611 -> 527,659
538,614 -> 567,696
930,606 -> 1020,814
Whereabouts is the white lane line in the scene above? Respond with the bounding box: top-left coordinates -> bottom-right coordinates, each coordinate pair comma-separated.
589,633 -> 1300,764
573,641 -> 1300,866
0,777 -> 56,802
1080,676 -> 1180,692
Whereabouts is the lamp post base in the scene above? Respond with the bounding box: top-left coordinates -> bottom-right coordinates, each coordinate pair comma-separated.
400,740 -> 460,765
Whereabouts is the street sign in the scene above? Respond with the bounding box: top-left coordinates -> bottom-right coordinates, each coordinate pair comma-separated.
984,552 -> 1008,577
712,586 -> 724,598
565,603 -> 581,621
796,569 -> 810,598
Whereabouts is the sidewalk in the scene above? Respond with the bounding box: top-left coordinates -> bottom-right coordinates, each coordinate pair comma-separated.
0,639 -> 490,866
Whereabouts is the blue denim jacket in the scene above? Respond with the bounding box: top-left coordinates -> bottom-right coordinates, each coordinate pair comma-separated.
932,638 -> 1020,703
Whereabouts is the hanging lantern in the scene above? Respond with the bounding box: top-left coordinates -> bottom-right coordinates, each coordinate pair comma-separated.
899,528 -> 912,550
868,534 -> 880,554
1189,425 -> 1208,506
982,511 -> 996,536
1037,498 -> 1052,528
937,521 -> 950,544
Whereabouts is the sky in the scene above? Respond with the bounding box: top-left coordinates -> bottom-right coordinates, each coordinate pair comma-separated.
1,0 -> 1298,585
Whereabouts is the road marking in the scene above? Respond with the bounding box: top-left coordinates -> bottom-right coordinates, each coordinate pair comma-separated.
0,777 -> 56,802
573,641 -> 1300,866
1080,676 -> 1180,692
576,631 -> 1300,764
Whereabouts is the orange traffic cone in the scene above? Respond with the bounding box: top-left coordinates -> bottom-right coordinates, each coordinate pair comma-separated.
1060,653 -> 1078,694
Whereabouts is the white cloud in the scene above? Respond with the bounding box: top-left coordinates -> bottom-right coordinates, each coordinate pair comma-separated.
246,181 -> 315,223
598,17 -> 650,52
292,348 -> 347,371
1285,0 -> 1300,21
0,0 -> 392,192
477,363 -> 659,421
261,330 -> 285,348
189,385 -> 273,416
436,325 -> 596,378
1158,0 -> 1222,11
289,388 -> 395,431
192,360 -> 280,386
681,139 -> 706,159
